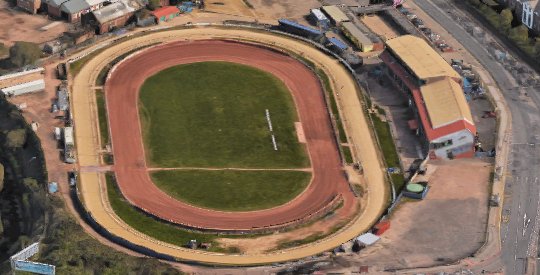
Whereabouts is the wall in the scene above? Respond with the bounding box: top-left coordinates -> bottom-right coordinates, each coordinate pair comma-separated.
431,128 -> 475,159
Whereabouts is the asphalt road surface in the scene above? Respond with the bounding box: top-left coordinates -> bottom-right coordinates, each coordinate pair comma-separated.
412,0 -> 540,273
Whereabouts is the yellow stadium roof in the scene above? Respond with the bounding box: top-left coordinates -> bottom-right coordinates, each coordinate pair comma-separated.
420,77 -> 474,129
386,35 -> 460,80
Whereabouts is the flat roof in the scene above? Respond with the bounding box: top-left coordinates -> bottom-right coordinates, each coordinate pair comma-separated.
420,77 -> 474,129
385,35 -> 460,80
321,5 -> 349,23
342,22 -> 372,45
93,0 -> 143,24
151,5 -> 179,18
310,8 -> 328,21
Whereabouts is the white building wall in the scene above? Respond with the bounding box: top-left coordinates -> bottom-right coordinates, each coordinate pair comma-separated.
431,129 -> 475,159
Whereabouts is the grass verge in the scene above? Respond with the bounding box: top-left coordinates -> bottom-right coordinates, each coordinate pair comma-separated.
151,170 -> 311,211
105,173 -> 225,249
139,61 -> 308,168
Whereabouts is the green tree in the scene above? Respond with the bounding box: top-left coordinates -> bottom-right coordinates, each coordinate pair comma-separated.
9,41 -> 41,68
509,25 -> 530,45
499,9 -> 513,34
22,177 -> 39,192
5,129 -> 27,149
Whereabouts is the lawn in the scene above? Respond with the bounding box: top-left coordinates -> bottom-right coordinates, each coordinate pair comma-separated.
139,61 -> 308,168
151,170 -> 311,211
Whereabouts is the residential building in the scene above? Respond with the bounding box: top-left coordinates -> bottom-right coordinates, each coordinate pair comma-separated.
47,0 -> 70,18
380,35 -> 477,159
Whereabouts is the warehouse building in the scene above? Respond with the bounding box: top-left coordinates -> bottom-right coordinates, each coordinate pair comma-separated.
341,22 -> 373,52
46,0 -> 70,18
59,0 -> 108,22
89,0 -> 144,34
321,5 -> 350,25
380,35 -> 476,159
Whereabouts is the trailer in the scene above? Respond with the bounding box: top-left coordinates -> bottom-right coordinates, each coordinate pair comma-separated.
63,126 -> 76,163
1,79 -> 45,97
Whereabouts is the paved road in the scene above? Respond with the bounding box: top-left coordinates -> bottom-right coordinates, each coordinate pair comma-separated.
413,0 -> 540,273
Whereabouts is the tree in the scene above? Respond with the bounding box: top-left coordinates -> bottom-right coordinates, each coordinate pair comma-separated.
5,129 -> 27,149
509,25 -> 530,45
9,41 -> 41,68
534,38 -> 540,59
499,9 -> 513,34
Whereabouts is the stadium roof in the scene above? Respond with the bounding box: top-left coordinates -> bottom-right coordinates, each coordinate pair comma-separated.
420,77 -> 474,129
92,0 -> 143,24
321,5 -> 349,23
385,35 -> 460,80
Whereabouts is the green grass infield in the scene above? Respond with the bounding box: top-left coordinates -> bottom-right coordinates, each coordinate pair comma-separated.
139,61 -> 308,168
151,170 -> 311,211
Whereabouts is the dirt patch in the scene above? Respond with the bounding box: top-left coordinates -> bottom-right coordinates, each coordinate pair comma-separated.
352,159 -> 491,270
203,0 -> 256,18
0,2 -> 67,46
217,214 -> 350,253
248,0 -> 319,21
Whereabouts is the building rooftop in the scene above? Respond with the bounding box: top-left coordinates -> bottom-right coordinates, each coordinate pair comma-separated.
47,0 -> 69,8
341,21 -> 372,45
385,35 -> 460,80
61,0 -> 106,13
151,5 -> 180,18
420,77 -> 474,129
310,8 -> 328,21
321,5 -> 350,23
93,0 -> 143,24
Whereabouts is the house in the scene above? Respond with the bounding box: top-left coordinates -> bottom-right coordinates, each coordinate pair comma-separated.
17,0 -> 41,14
59,0 -> 108,22
90,0 -> 144,33
151,6 -> 180,23
380,35 -> 477,159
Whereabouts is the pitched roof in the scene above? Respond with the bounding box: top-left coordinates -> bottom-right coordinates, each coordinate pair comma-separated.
93,0 -> 143,24
151,6 -> 179,18
47,0 -> 69,8
385,35 -> 460,80
420,77 -> 474,129
60,0 -> 106,13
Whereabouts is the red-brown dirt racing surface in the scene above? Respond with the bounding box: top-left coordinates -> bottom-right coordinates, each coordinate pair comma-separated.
105,40 -> 356,231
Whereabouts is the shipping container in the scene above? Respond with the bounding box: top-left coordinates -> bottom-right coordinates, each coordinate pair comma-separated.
328,37 -> 348,52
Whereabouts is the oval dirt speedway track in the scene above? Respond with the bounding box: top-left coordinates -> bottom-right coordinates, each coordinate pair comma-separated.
105,40 -> 356,231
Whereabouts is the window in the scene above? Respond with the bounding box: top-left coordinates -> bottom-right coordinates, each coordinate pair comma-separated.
431,139 -> 453,149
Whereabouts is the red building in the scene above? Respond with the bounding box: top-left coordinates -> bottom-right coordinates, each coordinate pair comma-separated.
381,35 -> 477,159
151,6 -> 180,23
